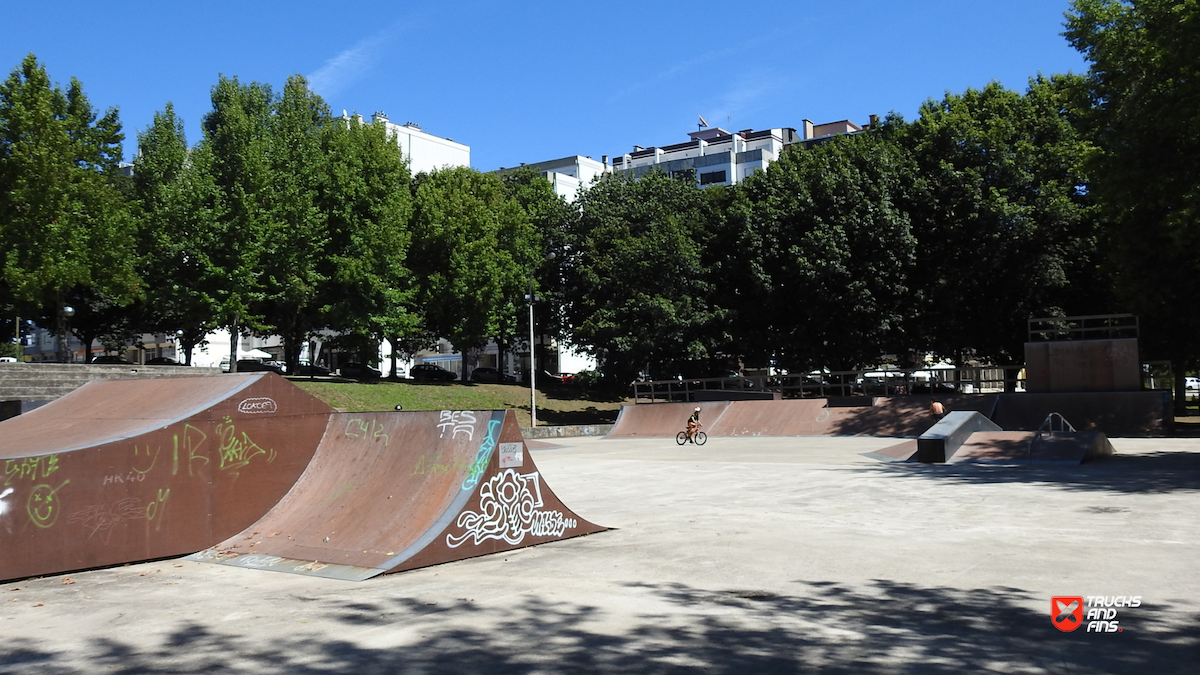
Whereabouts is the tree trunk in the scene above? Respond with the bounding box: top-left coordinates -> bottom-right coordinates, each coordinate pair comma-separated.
387,335 -> 400,380
1174,368 -> 1188,418
282,331 -> 302,376
228,317 -> 239,373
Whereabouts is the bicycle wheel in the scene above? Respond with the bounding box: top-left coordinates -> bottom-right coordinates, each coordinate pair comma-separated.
694,431 -> 707,446
676,431 -> 688,445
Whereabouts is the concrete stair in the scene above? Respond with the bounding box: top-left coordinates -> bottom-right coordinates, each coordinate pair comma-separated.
0,363 -> 222,402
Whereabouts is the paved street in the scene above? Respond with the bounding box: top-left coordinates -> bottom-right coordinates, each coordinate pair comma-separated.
3,435 -> 1198,674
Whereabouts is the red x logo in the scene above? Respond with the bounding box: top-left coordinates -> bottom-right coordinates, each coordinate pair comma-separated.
1052,596 -> 1084,632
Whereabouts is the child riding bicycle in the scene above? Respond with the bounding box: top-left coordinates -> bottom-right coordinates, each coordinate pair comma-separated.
686,406 -> 702,443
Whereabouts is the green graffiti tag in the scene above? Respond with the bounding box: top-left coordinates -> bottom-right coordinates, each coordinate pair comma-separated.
411,454 -> 478,476
345,418 -> 389,445
172,424 -> 210,476
215,417 -> 276,473
4,455 -> 59,487
145,488 -> 170,531
27,479 -> 70,528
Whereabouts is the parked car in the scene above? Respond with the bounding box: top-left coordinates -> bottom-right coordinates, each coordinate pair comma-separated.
541,371 -> 577,385
92,355 -> 133,365
146,357 -> 184,366
294,362 -> 331,376
411,363 -> 457,382
339,362 -> 382,380
1187,376 -> 1200,391
234,359 -> 284,374
471,367 -> 515,383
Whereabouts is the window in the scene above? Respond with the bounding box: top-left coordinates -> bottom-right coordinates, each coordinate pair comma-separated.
699,170 -> 727,185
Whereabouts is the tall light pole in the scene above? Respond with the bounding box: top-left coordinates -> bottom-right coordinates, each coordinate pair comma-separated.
57,305 -> 75,363
528,287 -> 538,427
526,252 -> 555,428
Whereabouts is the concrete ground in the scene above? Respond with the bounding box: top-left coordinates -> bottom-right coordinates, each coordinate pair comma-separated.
2,435 -> 1198,674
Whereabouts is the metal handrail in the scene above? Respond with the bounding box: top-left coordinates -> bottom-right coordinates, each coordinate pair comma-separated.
1030,412 -> 1076,462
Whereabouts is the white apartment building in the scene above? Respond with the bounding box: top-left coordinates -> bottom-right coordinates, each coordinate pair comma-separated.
611,117 -> 876,186
496,155 -> 610,203
366,111 -> 470,174
612,126 -> 800,186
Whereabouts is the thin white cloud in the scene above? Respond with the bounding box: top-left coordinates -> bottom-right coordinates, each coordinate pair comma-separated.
704,75 -> 779,129
605,27 -> 799,105
306,28 -> 398,99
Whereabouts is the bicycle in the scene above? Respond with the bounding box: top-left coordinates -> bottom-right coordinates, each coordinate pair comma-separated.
676,427 -> 707,446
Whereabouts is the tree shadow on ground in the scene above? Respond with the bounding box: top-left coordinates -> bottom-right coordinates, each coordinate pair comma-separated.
2,579 -> 1196,674
535,406 -> 620,426
859,450 -> 1200,494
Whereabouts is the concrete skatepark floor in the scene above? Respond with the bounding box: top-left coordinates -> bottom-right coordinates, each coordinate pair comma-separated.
3,435 -> 1198,674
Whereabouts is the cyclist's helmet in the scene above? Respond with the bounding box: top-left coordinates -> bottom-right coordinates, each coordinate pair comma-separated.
694,407 -> 701,412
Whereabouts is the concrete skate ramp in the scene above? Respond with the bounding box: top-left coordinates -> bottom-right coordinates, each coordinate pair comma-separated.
191,409 -> 606,580
706,399 -> 832,436
916,411 -> 1003,463
948,431 -> 1114,465
991,392 -> 1169,437
0,373 -> 332,582
611,395 -> 1001,439
608,401 -> 730,438
827,395 -> 1000,438
860,440 -> 919,463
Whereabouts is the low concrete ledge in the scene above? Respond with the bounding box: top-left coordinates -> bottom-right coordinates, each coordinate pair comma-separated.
521,424 -> 614,439
917,411 -> 1002,463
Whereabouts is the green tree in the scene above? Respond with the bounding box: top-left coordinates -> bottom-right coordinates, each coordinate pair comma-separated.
564,170 -> 717,384
410,167 -> 538,379
738,128 -> 918,373
499,168 -> 573,374
0,53 -> 138,355
1065,0 -> 1200,405
133,102 -> 224,364
256,75 -> 329,372
900,79 -> 1105,379
198,75 -> 274,372
316,113 -> 416,374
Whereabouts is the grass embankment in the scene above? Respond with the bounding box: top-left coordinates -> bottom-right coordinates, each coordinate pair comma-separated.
289,378 -> 628,428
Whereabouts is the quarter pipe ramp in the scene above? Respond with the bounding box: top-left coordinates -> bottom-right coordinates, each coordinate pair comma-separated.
190,409 -> 607,580
0,373 -> 332,582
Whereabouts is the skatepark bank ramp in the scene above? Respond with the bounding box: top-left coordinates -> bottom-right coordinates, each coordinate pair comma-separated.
0,373 -> 332,582
608,395 -> 999,439
1,376 -> 606,582
190,409 -> 606,580
609,391 -> 1166,439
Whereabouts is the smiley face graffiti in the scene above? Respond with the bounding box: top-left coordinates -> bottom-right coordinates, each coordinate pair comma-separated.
27,480 -> 70,529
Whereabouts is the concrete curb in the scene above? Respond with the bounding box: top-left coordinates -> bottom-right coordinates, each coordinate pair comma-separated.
521,424 -> 613,439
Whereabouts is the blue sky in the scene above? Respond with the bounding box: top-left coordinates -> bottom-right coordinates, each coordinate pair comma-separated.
4,1 -> 1088,172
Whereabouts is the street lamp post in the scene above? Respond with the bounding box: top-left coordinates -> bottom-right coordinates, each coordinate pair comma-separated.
528,291 -> 537,427
526,253 -> 556,428
57,305 -> 75,363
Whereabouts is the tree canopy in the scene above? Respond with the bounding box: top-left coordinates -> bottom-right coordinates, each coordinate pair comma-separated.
1066,0 -> 1200,386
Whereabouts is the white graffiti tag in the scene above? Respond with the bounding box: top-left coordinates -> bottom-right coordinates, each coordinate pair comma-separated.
437,411 -> 477,440
446,470 -> 577,548
67,498 -> 145,544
